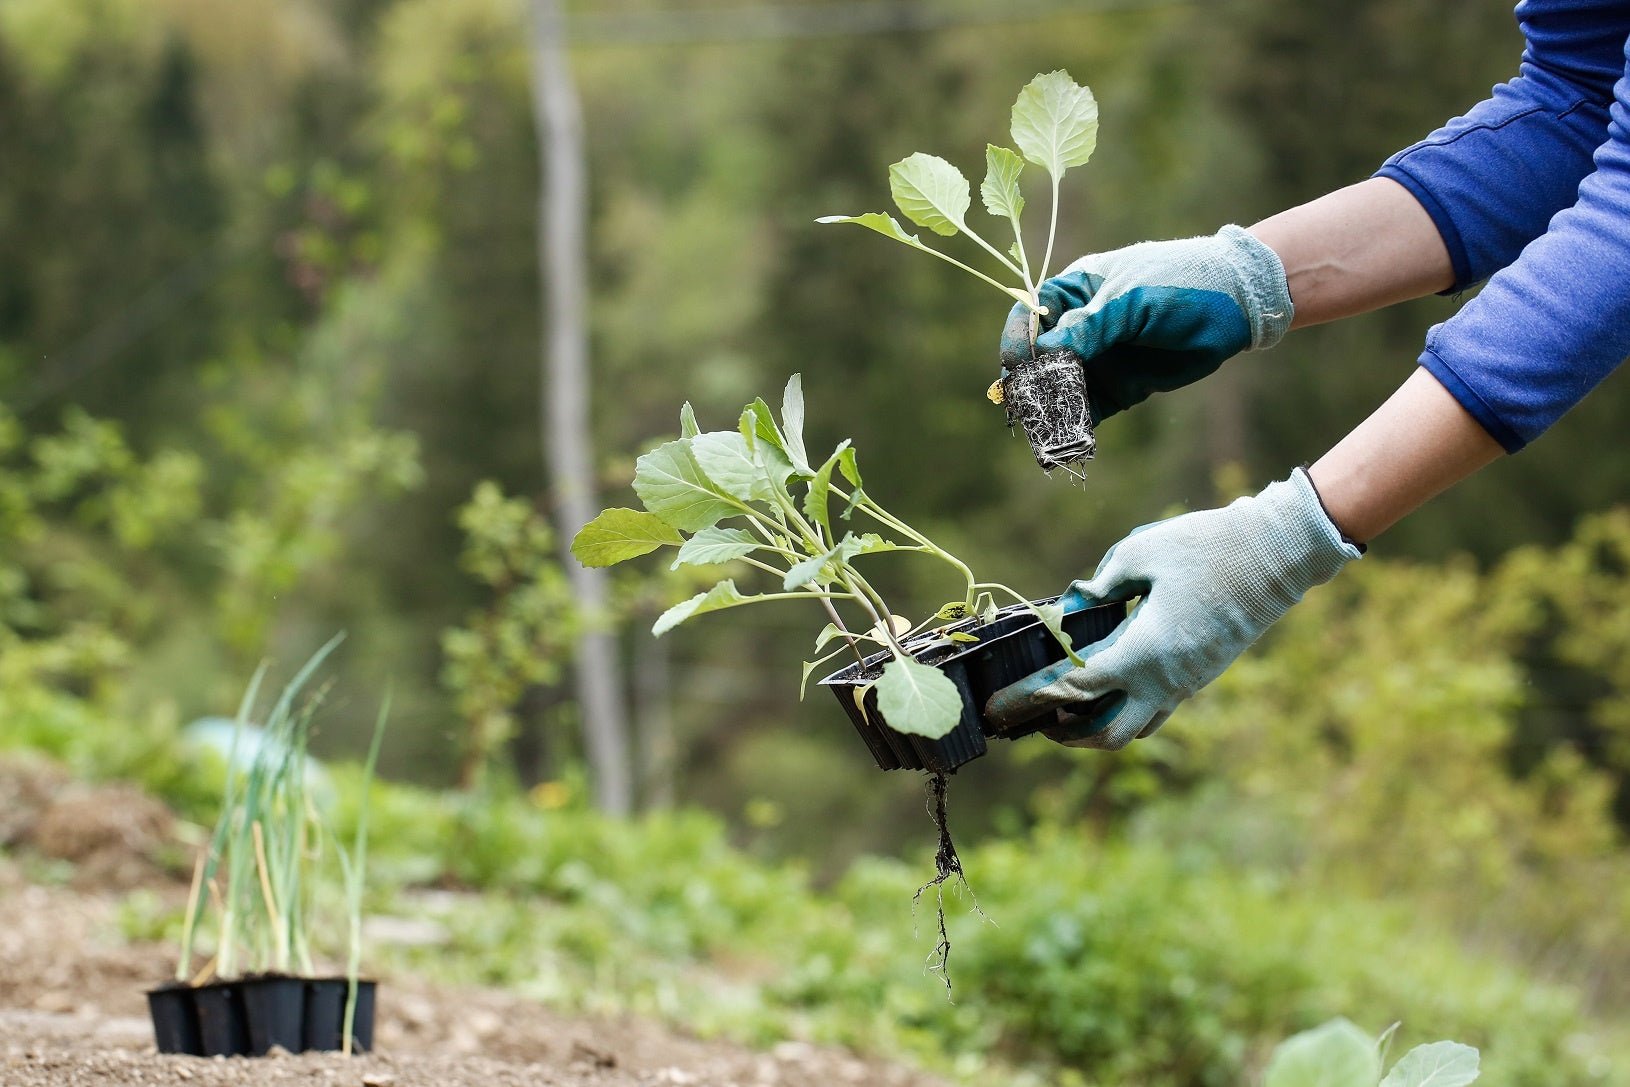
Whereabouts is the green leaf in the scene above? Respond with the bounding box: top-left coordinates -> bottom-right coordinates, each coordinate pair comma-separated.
1380,1043 -> 1480,1087
814,622 -> 846,652
1265,1019 -> 1382,1087
815,212 -> 927,248
746,399 -> 784,450
692,431 -> 774,503
981,144 -> 1026,221
1034,600 -> 1080,663
947,631 -> 980,644
1011,70 -> 1099,180
836,444 -> 862,488
679,401 -> 700,439
571,508 -> 683,567
804,439 -> 852,529
781,374 -> 812,475
652,580 -> 755,636
874,657 -> 963,738
888,152 -> 970,237
671,526 -> 760,569
783,532 -> 894,590
800,647 -> 849,700
738,407 -> 759,451
633,440 -> 738,532
934,601 -> 972,622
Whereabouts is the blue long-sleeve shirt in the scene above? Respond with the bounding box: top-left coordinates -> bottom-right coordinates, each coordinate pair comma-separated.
1373,0 -> 1630,451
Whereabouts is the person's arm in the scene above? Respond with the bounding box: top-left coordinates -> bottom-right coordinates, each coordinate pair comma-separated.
1248,178 -> 1454,329
1307,368 -> 1503,543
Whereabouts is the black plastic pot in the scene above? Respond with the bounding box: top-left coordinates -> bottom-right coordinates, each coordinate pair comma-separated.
146,983 -> 202,1055
303,978 -> 377,1054
820,598 -> 1125,773
146,976 -> 378,1056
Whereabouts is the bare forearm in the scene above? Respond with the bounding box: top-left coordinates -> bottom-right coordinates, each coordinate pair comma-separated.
1249,178 -> 1455,328
1307,368 -> 1503,543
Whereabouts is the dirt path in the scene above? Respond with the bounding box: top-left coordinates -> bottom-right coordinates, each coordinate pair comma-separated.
0,862 -> 948,1087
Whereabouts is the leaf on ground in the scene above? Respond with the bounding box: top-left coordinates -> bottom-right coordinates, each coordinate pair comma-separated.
652,580 -> 754,636
981,144 -> 1026,221
571,508 -> 683,567
888,152 -> 970,237
671,526 -> 759,569
874,657 -> 963,738
633,440 -> 738,532
1380,1042 -> 1480,1087
1264,1019 -> 1382,1087
1011,70 -> 1098,179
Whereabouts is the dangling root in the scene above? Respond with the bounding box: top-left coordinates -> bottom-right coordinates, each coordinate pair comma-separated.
912,772 -> 988,1000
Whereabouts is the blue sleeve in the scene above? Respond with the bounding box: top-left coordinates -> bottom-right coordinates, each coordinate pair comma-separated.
1374,0 -> 1630,289
1417,38 -> 1630,452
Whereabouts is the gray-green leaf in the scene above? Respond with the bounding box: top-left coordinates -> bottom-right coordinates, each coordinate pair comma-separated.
1380,1043 -> 1480,1087
692,430 -> 773,503
781,374 -> 811,476
652,580 -> 754,636
1011,70 -> 1098,179
888,152 -> 970,237
981,144 -> 1026,221
815,211 -> 926,248
782,531 -> 894,590
679,401 -> 700,439
671,526 -> 760,570
804,439 -> 852,529
874,657 -> 963,738
571,508 -> 683,567
633,440 -> 738,532
1264,1019 -> 1382,1087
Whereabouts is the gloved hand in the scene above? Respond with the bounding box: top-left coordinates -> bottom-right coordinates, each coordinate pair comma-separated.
986,469 -> 1360,749
999,225 -> 1294,422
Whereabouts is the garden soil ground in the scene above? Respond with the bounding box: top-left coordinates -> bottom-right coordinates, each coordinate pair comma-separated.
0,769 -> 948,1087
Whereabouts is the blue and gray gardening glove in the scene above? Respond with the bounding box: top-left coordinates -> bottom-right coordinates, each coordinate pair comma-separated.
999,225 -> 1294,422
985,469 -> 1360,749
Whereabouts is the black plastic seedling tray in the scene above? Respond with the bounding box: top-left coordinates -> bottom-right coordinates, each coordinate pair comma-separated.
820,598 -> 1125,773
147,976 -> 377,1057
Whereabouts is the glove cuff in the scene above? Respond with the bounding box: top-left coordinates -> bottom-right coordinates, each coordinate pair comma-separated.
1217,225 -> 1294,352
1259,468 -> 1363,591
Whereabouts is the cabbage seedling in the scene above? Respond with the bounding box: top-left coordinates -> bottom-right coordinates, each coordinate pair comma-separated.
819,70 -> 1101,477
572,375 -> 1078,742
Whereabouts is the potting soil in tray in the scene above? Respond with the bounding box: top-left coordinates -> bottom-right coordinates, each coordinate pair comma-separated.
147,976 -> 376,1057
819,598 -> 1125,773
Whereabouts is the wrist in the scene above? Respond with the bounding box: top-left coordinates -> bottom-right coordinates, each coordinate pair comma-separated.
1218,224 -> 1294,351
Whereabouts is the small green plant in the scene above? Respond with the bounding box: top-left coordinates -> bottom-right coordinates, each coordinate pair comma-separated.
174,635 -> 388,1049
818,70 -> 1098,329
572,375 -> 1075,741
1264,1018 -> 1480,1087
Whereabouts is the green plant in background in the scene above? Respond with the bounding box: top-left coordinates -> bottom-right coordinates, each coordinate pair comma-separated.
1264,1018 -> 1479,1087
572,375 -> 1077,740
175,633 -> 388,1056
819,70 -> 1097,325
440,481 -> 578,788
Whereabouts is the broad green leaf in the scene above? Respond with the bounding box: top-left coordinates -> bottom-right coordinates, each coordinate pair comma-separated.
738,407 -> 758,451
1380,1042 -> 1480,1087
981,144 -> 1026,221
875,657 -> 963,738
671,526 -> 759,569
1265,1019 -> 1382,1087
804,439 -> 852,528
652,580 -> 755,636
836,444 -> 862,488
888,152 -> 970,237
571,508 -> 683,567
692,430 -> 774,503
815,212 -> 927,249
679,401 -> 700,439
781,374 -> 812,475
746,398 -> 784,451
633,440 -> 738,532
1011,70 -> 1098,179
784,543 -> 840,590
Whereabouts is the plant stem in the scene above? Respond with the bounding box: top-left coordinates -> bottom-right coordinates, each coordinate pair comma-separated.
915,241 -> 1044,312
841,570 -> 906,657
818,597 -> 869,668
959,220 -> 1028,283
1040,173 -> 1061,285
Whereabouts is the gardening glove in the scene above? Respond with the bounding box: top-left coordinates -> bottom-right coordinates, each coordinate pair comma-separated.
985,468 -> 1359,749
998,225 -> 1293,422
